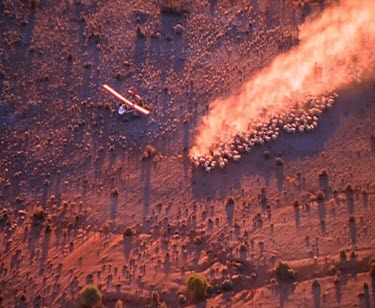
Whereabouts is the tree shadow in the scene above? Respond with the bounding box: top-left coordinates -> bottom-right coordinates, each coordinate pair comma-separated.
278,283 -> 296,308
294,205 -> 300,230
319,175 -> 329,197
141,160 -> 152,217
335,282 -> 342,304
164,254 -> 171,275
225,202 -> 234,226
371,278 -> 375,308
312,283 -> 321,308
160,13 -> 186,77
349,219 -> 357,245
135,30 -> 147,66
363,192 -> 368,209
123,236 -> 132,260
209,0 -> 218,19
41,230 -> 52,262
346,191 -> 355,215
110,195 -> 118,221
182,121 -> 190,179
363,285 -> 371,308
317,200 -> 325,221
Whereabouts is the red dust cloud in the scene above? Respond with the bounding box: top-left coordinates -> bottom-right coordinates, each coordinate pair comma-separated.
191,0 -> 375,156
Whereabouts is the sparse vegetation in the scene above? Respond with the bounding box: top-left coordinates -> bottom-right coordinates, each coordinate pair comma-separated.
30,0 -> 40,9
276,157 -> 283,166
273,261 -> 296,282
312,279 -> 321,288
339,250 -> 347,261
225,197 -> 235,207
160,0 -> 191,15
186,273 -> 208,300
344,184 -> 354,193
79,285 -> 102,307
142,145 -> 157,160
316,192 -> 325,201
221,279 -> 233,291
327,265 -> 337,276
32,207 -> 46,222
111,188 -> 119,196
123,227 -> 135,237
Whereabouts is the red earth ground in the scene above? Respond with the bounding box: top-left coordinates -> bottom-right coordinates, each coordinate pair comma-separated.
0,0 -> 374,307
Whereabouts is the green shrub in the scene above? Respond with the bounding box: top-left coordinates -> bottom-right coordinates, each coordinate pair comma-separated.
79,285 -> 102,307
186,273 -> 208,300
274,261 -> 296,282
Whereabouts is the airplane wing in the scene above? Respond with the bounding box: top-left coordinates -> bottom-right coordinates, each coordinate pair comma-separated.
102,84 -> 150,115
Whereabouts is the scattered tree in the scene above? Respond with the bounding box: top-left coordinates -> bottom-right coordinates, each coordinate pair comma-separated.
79,285 -> 102,307
273,261 -> 296,282
186,273 -> 208,300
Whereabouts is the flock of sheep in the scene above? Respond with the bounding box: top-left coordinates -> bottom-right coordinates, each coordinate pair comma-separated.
191,92 -> 338,172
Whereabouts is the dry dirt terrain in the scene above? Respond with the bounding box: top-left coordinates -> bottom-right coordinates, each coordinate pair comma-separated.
0,0 -> 375,307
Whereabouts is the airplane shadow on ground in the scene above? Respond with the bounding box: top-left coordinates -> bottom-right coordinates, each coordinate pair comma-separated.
191,80 -> 375,201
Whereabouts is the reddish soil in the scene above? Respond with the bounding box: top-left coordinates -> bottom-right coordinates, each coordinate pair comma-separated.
0,0 -> 374,307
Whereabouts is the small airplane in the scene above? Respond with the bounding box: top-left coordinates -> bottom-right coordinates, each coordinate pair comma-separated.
102,84 -> 150,116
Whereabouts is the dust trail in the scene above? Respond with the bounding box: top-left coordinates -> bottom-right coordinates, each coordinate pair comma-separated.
191,0 -> 375,156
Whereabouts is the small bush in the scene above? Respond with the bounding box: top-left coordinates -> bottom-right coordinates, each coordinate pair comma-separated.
344,184 -> 354,193
30,0 -> 40,9
186,273 -> 208,300
339,250 -> 347,260
32,207 -> 46,222
111,188 -> 119,196
274,261 -> 296,282
221,279 -> 233,291
275,157 -> 283,166
178,293 -> 187,305
141,145 -> 157,160
312,279 -> 321,288
327,265 -> 337,276
240,244 -> 247,252
123,227 -> 135,237
316,192 -> 325,201
225,197 -> 235,208
79,285 -> 102,307
160,0 -> 191,15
